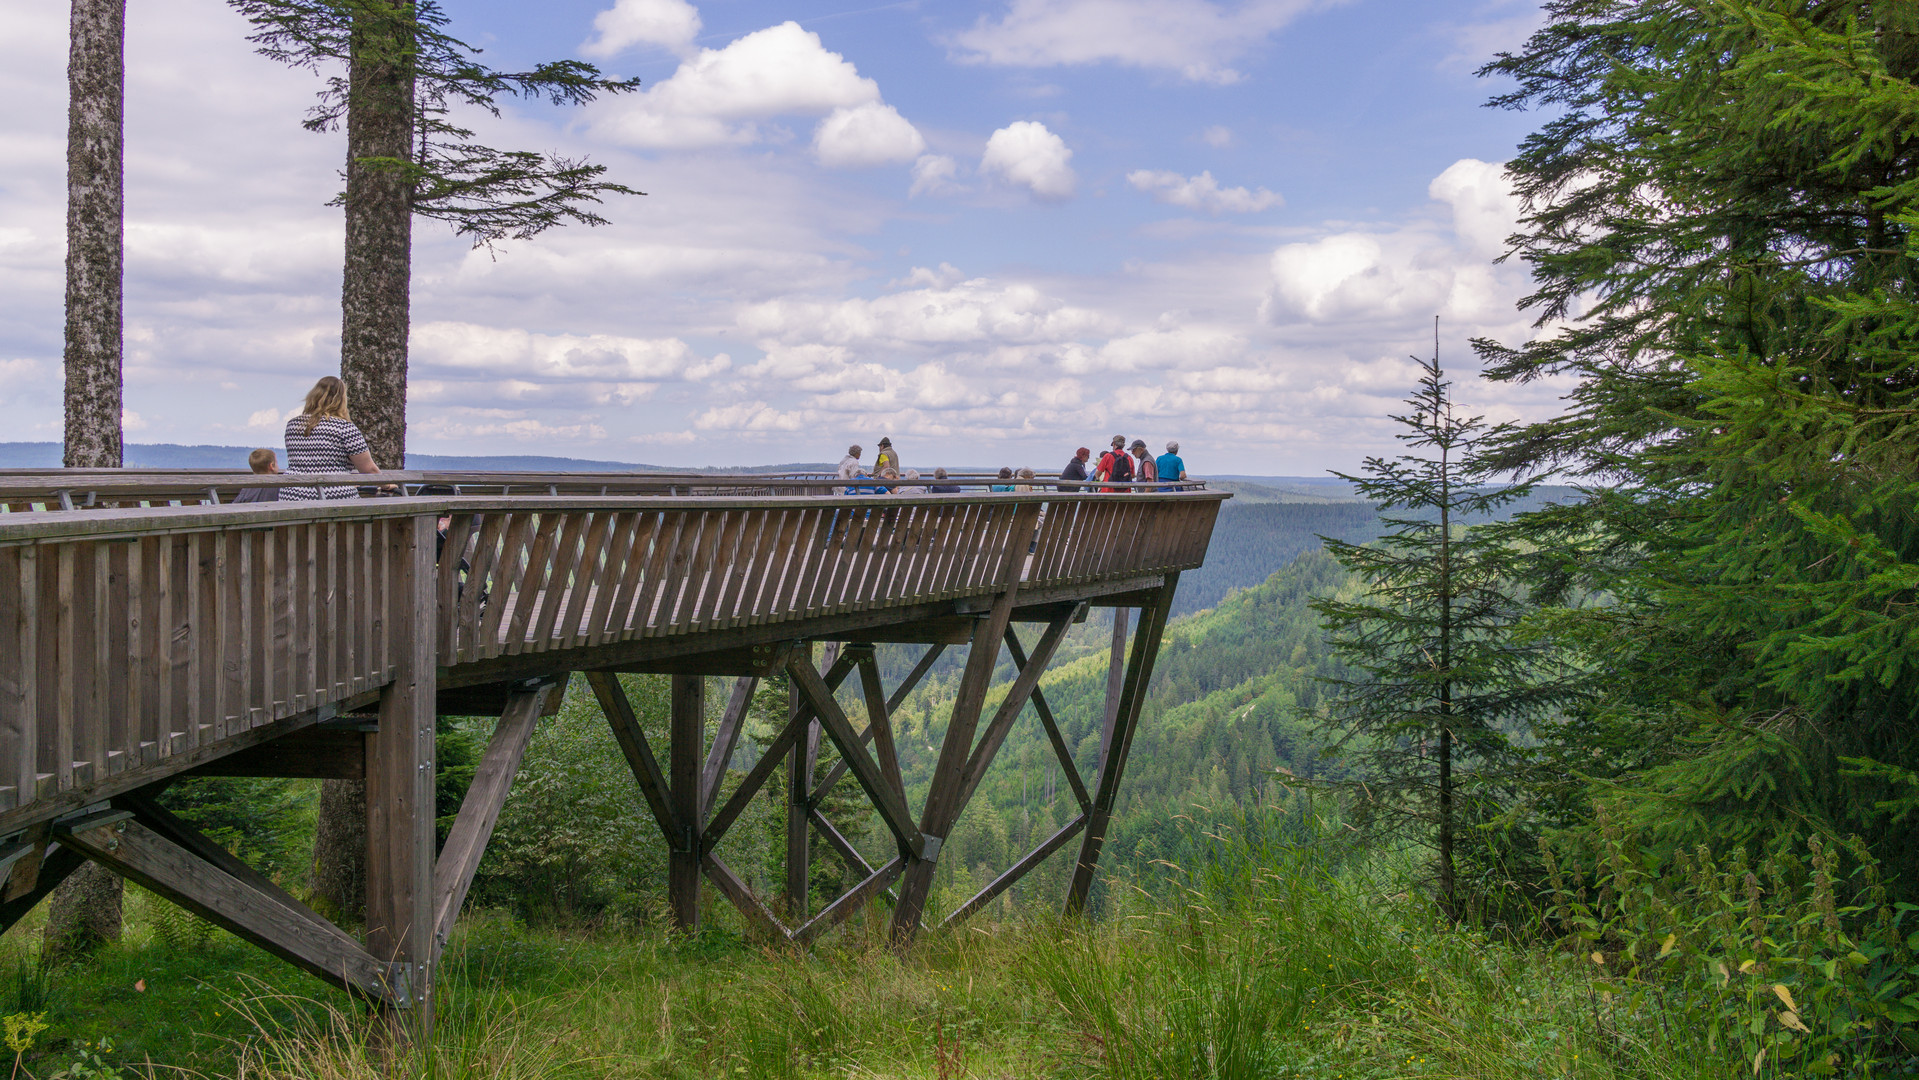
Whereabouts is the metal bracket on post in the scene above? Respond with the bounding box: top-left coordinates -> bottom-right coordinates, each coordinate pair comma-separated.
383,962 -> 415,1009
918,833 -> 943,862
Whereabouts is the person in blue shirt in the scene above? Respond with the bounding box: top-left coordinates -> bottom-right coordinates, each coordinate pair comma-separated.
1156,441 -> 1187,492
990,466 -> 1016,492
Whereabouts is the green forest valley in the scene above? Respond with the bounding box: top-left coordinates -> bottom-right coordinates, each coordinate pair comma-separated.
18,1 -> 1919,1078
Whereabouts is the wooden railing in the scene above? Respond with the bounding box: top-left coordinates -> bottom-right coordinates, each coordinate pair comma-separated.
0,488 -> 1223,833
0,509 -> 409,814
434,493 -> 1217,665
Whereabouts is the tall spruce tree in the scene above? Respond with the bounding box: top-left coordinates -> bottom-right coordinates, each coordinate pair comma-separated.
231,0 -> 641,920
1312,330 -> 1564,917
48,0 -> 129,955
1475,1 -> 1919,882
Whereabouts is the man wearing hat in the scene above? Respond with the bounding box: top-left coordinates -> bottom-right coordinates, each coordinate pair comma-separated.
874,436 -> 900,477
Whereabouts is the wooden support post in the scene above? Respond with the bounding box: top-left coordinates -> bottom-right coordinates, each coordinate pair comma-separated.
785,643 -> 833,919
892,502 -> 1040,940
0,843 -> 84,935
669,673 -> 703,931
364,515 -> 438,1032
1066,574 -> 1177,917
432,682 -> 555,957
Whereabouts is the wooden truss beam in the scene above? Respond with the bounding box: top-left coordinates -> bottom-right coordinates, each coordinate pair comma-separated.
1066,574 -> 1178,916
943,814 -> 1087,928
700,677 -> 758,823
586,671 -> 680,842
1004,630 -> 1091,813
432,683 -> 556,958
808,643 -> 945,803
58,814 -> 404,1004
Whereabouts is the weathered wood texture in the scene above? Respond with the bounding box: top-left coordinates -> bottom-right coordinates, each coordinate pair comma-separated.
0,515 -> 410,829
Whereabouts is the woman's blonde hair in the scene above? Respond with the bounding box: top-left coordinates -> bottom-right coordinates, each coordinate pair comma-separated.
300,376 -> 350,435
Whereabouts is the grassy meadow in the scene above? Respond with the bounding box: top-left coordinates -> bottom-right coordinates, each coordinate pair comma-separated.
0,809 -> 1869,1080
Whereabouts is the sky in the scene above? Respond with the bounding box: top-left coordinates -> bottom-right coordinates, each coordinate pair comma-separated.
0,0 -> 1570,473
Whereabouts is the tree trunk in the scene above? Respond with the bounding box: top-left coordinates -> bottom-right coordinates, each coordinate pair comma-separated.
338,3 -> 415,468
63,0 -> 124,470
1437,720 -> 1454,918
309,4 -> 417,924
48,0 -> 129,952
43,860 -> 121,963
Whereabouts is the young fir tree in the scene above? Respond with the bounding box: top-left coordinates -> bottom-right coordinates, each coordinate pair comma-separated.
229,0 -> 641,919
1312,329 -> 1564,918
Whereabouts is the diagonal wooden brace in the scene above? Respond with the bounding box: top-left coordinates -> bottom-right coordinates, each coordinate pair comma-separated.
58,817 -> 405,1005
794,856 -> 905,945
586,670 -> 680,843
699,677 -> 758,823
787,657 -> 925,859
705,650 -> 858,848
1005,627 -> 1092,813
432,682 -> 556,958
809,643 -> 945,804
943,814 -> 1087,928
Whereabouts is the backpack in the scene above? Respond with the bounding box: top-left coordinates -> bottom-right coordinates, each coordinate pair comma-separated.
1109,451 -> 1134,484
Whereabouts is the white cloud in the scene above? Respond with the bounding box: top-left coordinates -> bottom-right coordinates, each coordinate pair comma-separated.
1262,158 -> 1528,325
580,0 -> 703,59
411,322 -> 731,382
1200,124 -> 1234,148
591,22 -> 916,152
910,154 -> 961,197
980,121 -> 1076,200
813,102 -> 926,168
245,407 -> 291,430
1428,157 -> 1521,258
1127,169 -> 1281,213
950,0 -> 1330,84
414,409 -> 610,443
740,277 -> 1107,348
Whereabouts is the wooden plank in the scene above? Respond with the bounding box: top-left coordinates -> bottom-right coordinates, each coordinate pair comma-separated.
700,854 -> 790,942
626,511 -> 686,636
59,818 -> 401,1003
116,791 -> 318,925
527,511 -> 591,651
943,815 -> 1086,928
699,677 -> 756,823
584,671 -> 679,841
596,511 -> 660,645
363,515 -> 439,1027
453,512 -> 504,662
553,511 -> 611,648
434,514 -> 475,664
3,549 -> 35,806
710,509 -> 765,629
54,544 -> 76,790
578,512 -> 637,647
503,513 -> 565,653
794,856 -> 903,945
0,842 -> 83,935
808,803 -> 874,878
432,684 -> 553,957
475,512 -> 533,661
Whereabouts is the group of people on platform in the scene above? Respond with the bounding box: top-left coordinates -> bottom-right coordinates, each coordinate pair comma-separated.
233,377 -> 1194,503
836,434 -> 1187,496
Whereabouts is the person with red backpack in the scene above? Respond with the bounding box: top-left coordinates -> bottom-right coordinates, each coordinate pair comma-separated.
1095,434 -> 1133,492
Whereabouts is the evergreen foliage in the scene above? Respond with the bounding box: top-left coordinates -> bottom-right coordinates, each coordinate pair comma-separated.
229,0 -> 642,247
1479,0 -> 1919,890
1311,342 -> 1571,916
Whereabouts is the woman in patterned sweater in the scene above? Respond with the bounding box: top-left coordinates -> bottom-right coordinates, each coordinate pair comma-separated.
282,376 -> 384,501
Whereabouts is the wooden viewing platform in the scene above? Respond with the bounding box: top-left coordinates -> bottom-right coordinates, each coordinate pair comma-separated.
0,469 -> 1225,1035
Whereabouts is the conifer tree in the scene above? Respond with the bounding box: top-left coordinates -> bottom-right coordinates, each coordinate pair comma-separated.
1312,329 -> 1563,917
1475,0 -> 1919,882
230,0 -> 641,920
